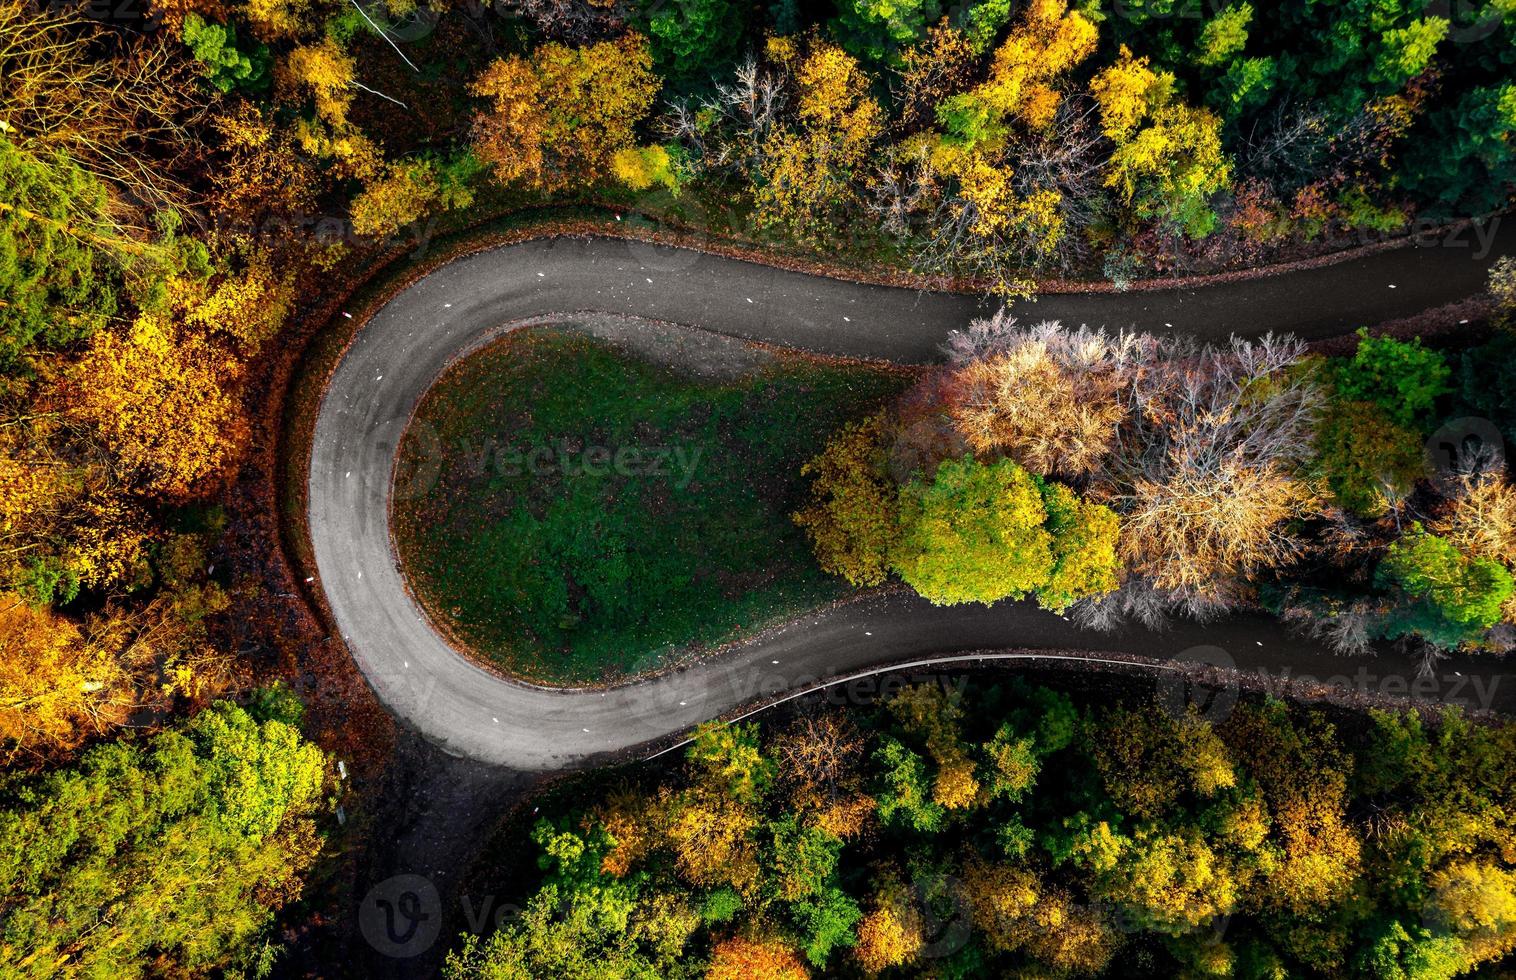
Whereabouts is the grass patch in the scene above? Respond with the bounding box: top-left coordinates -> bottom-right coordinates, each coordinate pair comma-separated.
393,328 -> 908,684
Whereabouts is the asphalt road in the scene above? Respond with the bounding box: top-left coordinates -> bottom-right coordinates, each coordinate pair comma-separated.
309,229 -> 1516,770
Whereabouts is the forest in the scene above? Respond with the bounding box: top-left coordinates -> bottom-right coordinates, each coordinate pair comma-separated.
446,679 -> 1516,978
794,303 -> 1516,665
0,0 -> 1513,972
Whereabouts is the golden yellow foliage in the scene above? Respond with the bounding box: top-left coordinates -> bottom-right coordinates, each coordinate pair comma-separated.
895,21 -> 974,131
208,103 -> 319,224
931,754 -> 980,809
0,417 -> 153,597
242,0 -> 315,38
594,787 -> 660,878
63,315 -> 249,499
294,116 -> 382,182
665,787 -> 761,894
1221,705 -> 1362,914
171,244 -> 295,355
1430,859 -> 1516,966
0,596 -> 128,757
350,159 -> 442,240
611,145 -> 679,192
1090,46 -> 1230,231
809,793 -> 876,840
1437,474 -> 1516,568
793,412 -> 900,587
974,0 -> 1097,129
754,36 -> 883,244
471,34 -> 659,193
854,903 -> 923,974
707,936 -> 810,980
285,39 -> 356,128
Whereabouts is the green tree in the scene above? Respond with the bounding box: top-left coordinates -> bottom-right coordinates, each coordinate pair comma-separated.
1196,3 -> 1253,67
792,885 -> 863,967
891,456 -> 1053,606
873,736 -> 946,832
1038,480 -> 1122,612
1334,330 -> 1451,431
644,0 -> 743,83
1359,919 -> 1469,980
831,0 -> 940,62
0,136 -> 120,371
1315,400 -> 1426,517
0,702 -> 327,978
1402,83 -> 1516,216
688,721 -> 777,803
1376,525 -> 1514,648
182,14 -> 272,93
1370,17 -> 1449,87
766,815 -> 844,901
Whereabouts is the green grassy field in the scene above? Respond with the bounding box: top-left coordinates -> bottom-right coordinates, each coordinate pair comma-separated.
392,329 -> 908,684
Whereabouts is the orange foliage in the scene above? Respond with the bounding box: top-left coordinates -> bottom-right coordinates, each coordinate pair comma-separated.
61,315 -> 249,499
0,596 -> 128,758
471,34 -> 659,193
706,936 -> 810,980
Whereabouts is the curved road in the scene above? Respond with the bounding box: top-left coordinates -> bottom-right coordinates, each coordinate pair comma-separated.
310,230 -> 1516,770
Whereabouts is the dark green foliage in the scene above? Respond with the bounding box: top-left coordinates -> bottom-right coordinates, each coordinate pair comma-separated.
393,330 -> 906,682
1458,331 -> 1516,445
1334,330 -> 1451,431
830,0 -> 939,62
247,681 -> 306,727
0,137 -> 120,372
1315,400 -> 1426,516
1400,83 -> 1516,216
182,14 -> 272,94
642,0 -> 744,84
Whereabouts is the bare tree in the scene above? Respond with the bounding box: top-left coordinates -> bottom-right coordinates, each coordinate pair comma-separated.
662,54 -> 787,180
1103,332 -> 1324,610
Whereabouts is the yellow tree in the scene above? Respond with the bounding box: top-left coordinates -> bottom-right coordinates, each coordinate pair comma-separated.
707,936 -> 810,979
754,35 -> 883,244
883,0 -> 1098,295
854,905 -> 923,973
61,315 -> 249,500
471,34 -> 659,193
793,412 -> 901,587
0,596 -> 129,759
0,414 -> 153,602
664,787 -> 762,895
350,160 -> 443,240
284,39 -> 356,128
854,872 -> 925,974
1090,47 -> 1231,236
